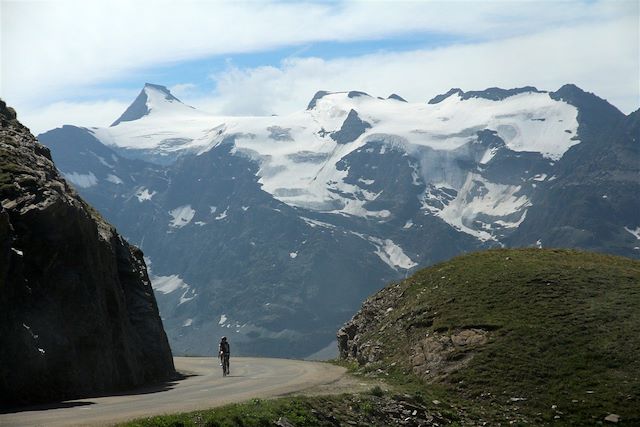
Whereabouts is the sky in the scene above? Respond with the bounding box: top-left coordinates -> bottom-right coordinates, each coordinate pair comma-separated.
1,0 -> 638,134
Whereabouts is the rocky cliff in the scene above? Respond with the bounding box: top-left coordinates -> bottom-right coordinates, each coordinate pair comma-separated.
0,100 -> 175,405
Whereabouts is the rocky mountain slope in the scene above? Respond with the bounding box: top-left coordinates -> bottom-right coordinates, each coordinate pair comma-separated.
39,84 -> 639,358
0,100 -> 175,405
338,248 -> 640,424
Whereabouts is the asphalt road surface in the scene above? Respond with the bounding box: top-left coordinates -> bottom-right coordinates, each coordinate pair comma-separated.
1,357 -> 347,426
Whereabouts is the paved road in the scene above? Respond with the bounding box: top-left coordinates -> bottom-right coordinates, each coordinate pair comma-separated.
1,357 -> 346,426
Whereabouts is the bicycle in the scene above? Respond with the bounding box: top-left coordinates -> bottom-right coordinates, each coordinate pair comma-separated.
220,352 -> 230,377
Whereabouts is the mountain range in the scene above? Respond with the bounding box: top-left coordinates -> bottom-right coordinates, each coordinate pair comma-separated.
38,83 -> 639,357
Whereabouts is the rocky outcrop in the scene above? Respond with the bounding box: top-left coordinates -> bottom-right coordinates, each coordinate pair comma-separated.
330,109 -> 372,144
0,99 -> 175,405
337,282 -> 405,365
337,271 -> 492,381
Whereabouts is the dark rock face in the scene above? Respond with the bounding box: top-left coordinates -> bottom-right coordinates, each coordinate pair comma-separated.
0,99 -> 175,405
347,91 -> 371,98
387,94 -> 407,102
306,90 -> 331,110
331,109 -> 372,144
427,88 -> 464,104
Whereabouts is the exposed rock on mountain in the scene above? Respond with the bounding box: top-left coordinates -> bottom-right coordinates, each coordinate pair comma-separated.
0,99 -> 174,405
331,109 -> 372,144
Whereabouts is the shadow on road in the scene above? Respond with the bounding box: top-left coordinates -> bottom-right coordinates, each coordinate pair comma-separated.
0,400 -> 94,414
0,372 -> 194,414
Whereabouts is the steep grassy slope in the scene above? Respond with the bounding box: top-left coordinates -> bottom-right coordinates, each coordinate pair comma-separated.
338,248 -> 640,424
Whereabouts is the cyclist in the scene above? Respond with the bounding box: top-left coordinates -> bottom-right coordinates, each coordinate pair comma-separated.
219,336 -> 230,376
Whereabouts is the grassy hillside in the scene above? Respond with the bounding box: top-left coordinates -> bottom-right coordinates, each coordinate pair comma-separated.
121,248 -> 639,425
339,248 -> 640,424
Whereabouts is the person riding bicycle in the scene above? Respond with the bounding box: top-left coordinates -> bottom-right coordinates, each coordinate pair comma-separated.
219,336 -> 230,375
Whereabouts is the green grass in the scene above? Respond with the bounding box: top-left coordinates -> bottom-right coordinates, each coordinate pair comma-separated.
118,393 -> 464,427
351,248 -> 640,424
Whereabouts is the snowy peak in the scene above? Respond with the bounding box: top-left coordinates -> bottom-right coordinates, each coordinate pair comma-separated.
111,83 -> 192,127
144,83 -> 181,102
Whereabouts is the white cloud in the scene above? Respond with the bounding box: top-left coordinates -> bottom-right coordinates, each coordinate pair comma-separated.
2,1 -> 637,133
190,16 -> 638,116
20,100 -> 129,135
1,0 -> 635,106
169,83 -> 198,100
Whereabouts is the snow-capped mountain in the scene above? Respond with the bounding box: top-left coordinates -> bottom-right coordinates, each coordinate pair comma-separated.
39,83 -> 639,357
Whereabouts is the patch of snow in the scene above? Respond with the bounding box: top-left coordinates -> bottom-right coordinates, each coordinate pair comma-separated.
532,173 -> 547,181
194,221 -> 206,226
63,172 -> 98,188
494,211 -> 528,228
183,318 -> 193,327
136,187 -> 156,202
95,155 -> 114,168
536,239 -> 543,248
438,173 -> 530,241
106,174 -> 123,184
11,247 -> 23,256
358,178 -> 375,185
480,147 -> 499,164
210,206 -> 217,214
37,348 -> 45,355
219,314 -> 228,325
403,220 -> 414,229
151,274 -> 188,294
242,206 -> 250,211
301,217 -> 335,229
215,208 -> 228,220
625,226 -> 640,240
169,205 -> 196,228
370,237 -> 417,270
179,288 -> 197,305
289,252 -> 298,259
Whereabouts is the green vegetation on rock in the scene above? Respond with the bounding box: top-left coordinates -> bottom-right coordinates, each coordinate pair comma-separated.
339,248 -> 640,424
